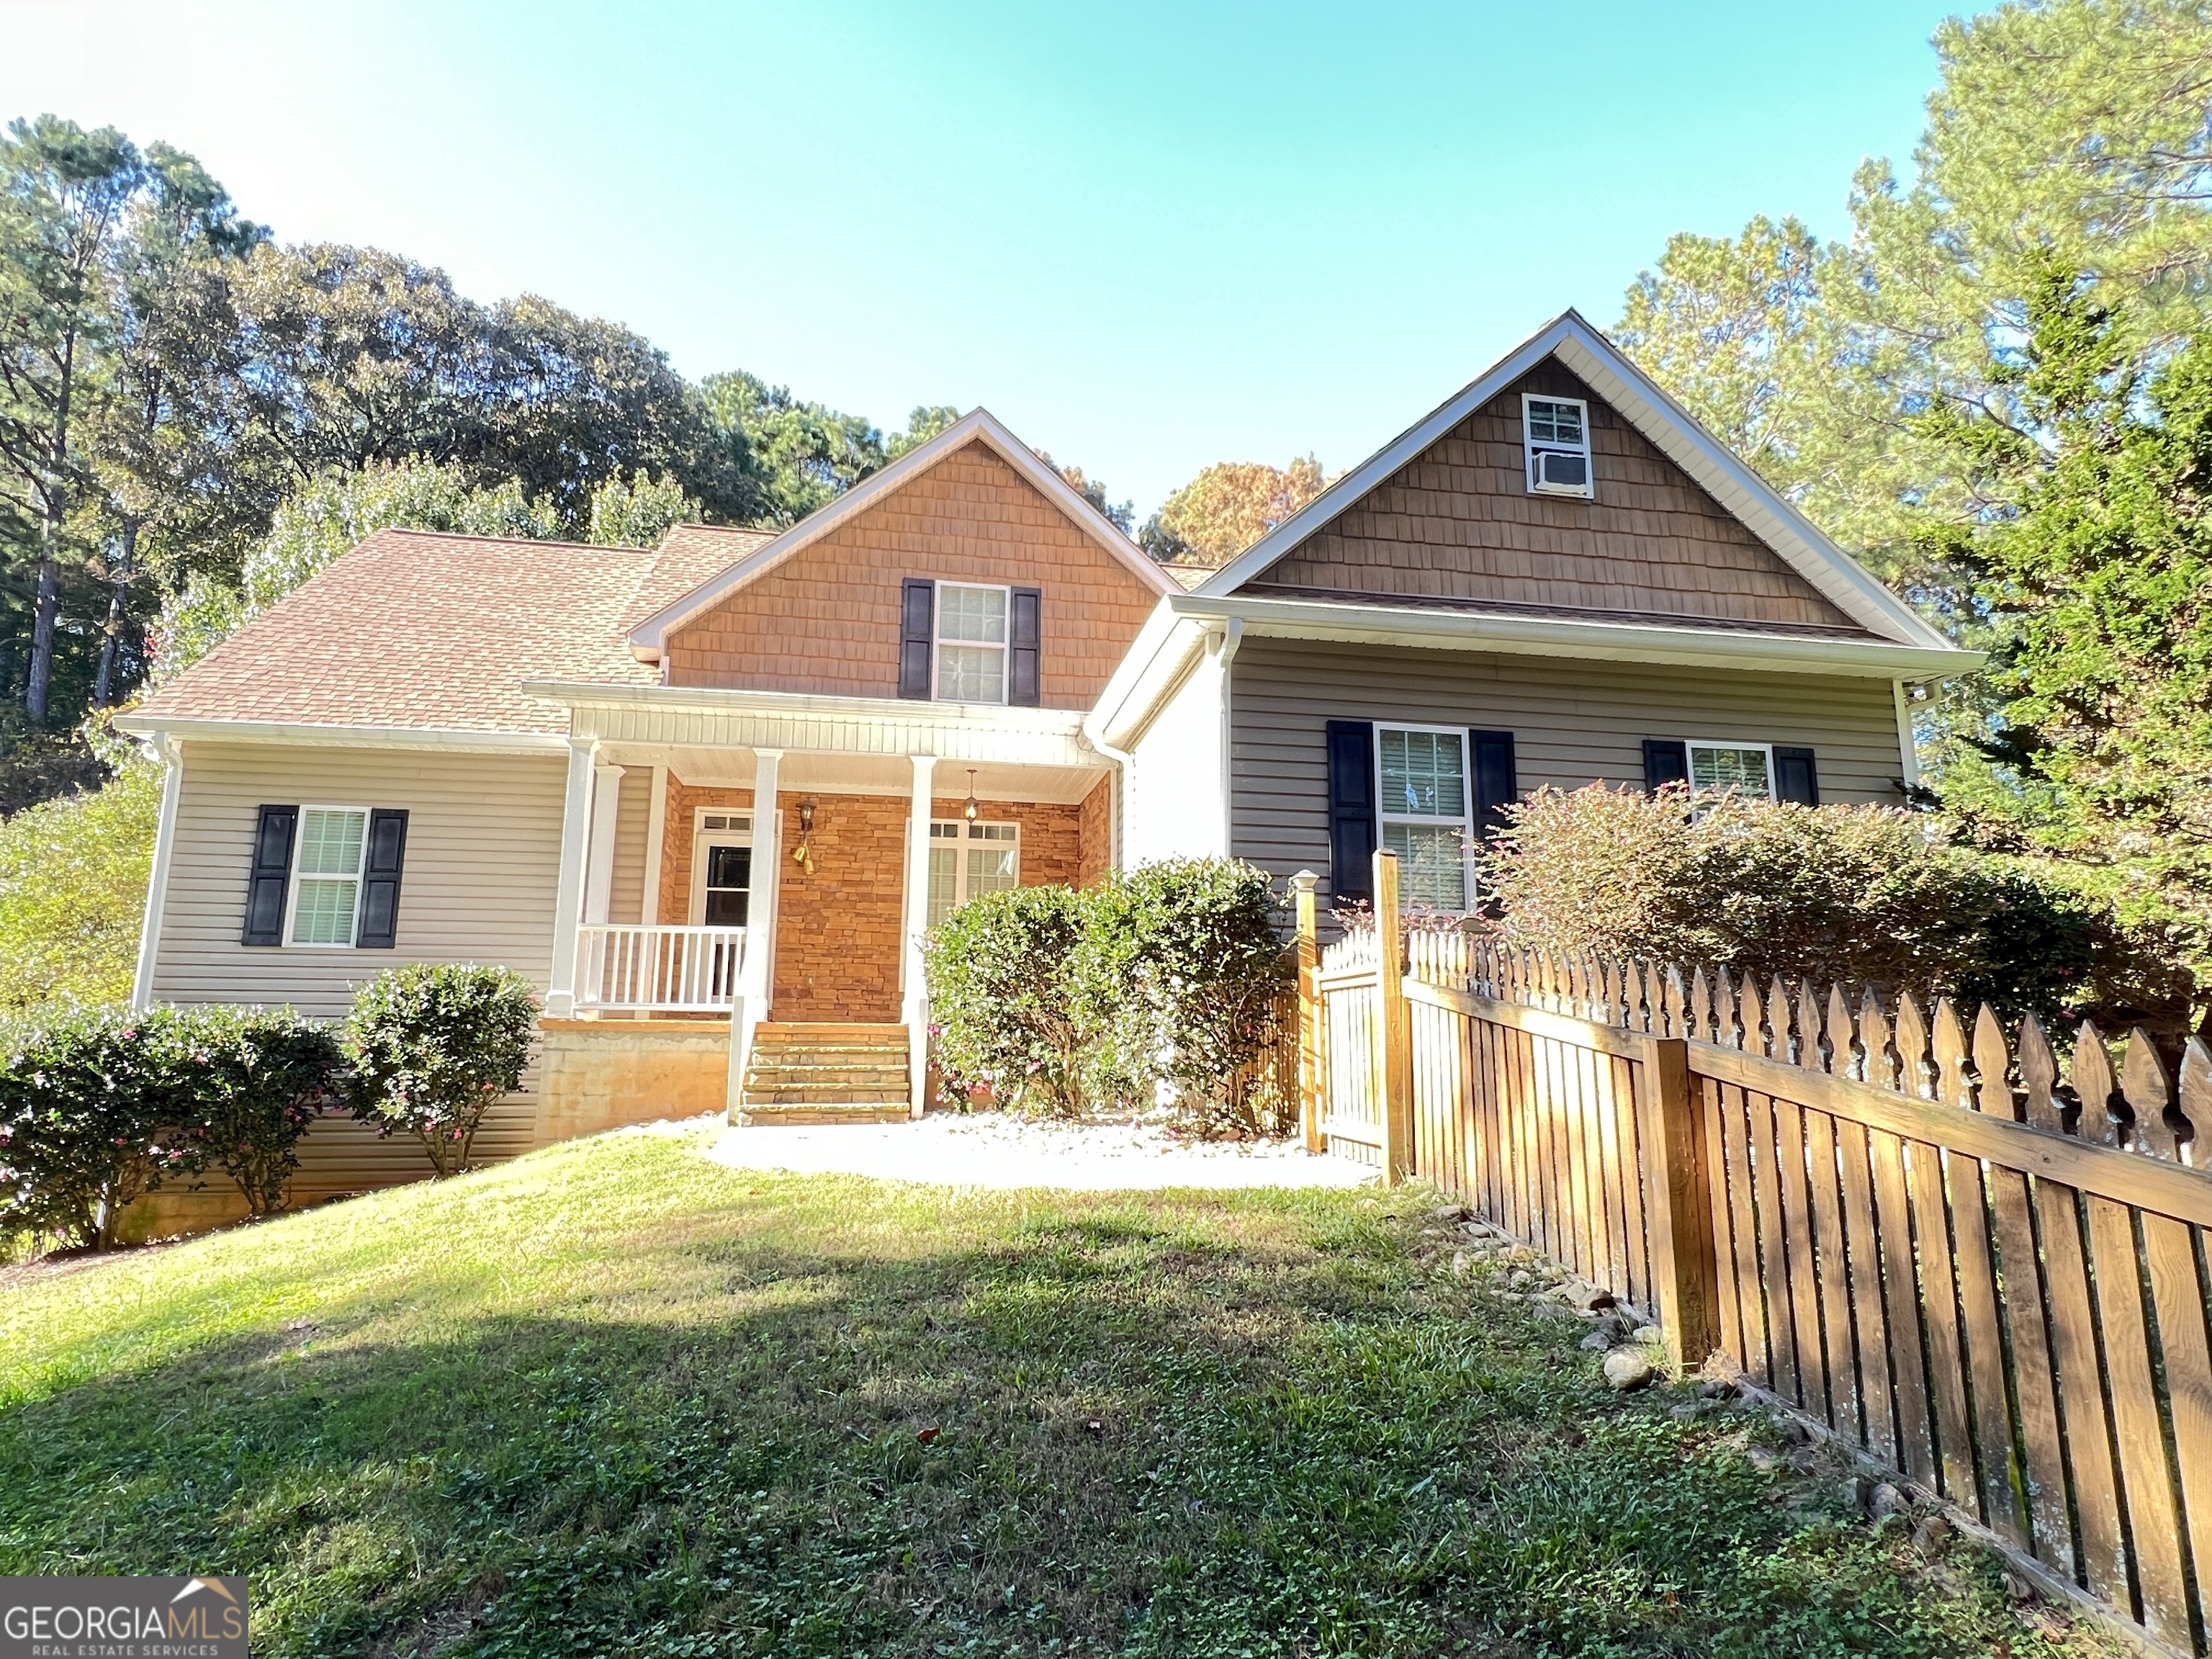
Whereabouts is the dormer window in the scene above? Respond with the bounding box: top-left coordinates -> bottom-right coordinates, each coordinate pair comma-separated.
1524,395 -> 1593,498
935,583 -> 1010,702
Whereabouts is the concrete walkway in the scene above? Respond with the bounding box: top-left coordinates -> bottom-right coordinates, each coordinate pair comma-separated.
690,1111 -> 1377,1191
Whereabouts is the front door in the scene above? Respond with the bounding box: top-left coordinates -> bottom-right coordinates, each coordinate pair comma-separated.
694,838 -> 752,927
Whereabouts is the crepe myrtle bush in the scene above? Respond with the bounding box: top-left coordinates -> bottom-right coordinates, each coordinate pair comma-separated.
343,963 -> 539,1177
1480,783 -> 2191,1026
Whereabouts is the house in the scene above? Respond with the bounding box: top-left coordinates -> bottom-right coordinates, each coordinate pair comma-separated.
117,311 -> 1978,1217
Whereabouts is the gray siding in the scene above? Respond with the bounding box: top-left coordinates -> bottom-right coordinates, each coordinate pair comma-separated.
608,766 -> 653,924
151,741 -> 570,1015
146,739 -> 572,1192
1230,637 -> 1906,900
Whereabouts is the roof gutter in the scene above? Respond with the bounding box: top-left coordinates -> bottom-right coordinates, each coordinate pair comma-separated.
1161,593 -> 1982,680
109,714 -> 571,755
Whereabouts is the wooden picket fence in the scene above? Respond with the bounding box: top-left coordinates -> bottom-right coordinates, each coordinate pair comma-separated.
1298,851 -> 2212,1656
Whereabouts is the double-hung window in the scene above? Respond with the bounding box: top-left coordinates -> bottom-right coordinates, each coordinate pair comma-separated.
935,583 -> 1009,703
1687,741 -> 1774,799
1523,394 -> 1593,498
926,819 -> 1020,928
1377,726 -> 1473,910
289,806 -> 369,945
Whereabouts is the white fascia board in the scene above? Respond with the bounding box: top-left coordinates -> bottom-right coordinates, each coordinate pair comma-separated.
525,678 -> 1096,768
1162,593 -> 1984,680
1082,601 -> 1215,752
626,409 -> 1177,658
1196,310 -> 1950,652
109,714 -> 570,755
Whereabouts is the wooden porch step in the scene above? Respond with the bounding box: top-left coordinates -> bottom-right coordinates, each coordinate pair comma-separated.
742,1022 -> 910,1118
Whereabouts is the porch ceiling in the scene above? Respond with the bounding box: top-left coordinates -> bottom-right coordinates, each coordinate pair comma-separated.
597,747 -> 1104,805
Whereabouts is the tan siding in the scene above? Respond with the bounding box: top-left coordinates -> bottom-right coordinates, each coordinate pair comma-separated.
1253,360 -> 1863,632
663,439 -> 1159,707
1229,637 -> 1905,902
151,742 -> 568,1017
608,767 -> 652,925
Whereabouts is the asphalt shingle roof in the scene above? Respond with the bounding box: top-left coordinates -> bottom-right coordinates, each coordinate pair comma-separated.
135,523 -> 775,736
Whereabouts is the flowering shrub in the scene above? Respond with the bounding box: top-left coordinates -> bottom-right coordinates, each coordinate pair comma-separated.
186,1008 -> 344,1215
0,1007 -> 197,1250
0,1005 -> 345,1251
343,964 -> 538,1177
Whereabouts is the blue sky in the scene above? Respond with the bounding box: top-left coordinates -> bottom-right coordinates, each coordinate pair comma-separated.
5,1 -> 1969,514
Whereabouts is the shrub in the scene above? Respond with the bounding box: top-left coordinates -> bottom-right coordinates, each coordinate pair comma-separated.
1482,784 -> 2190,1024
925,885 -> 1098,1116
0,1006 -> 198,1251
343,964 -> 539,1177
1104,859 -> 1287,1135
184,1008 -> 344,1215
923,859 -> 1290,1129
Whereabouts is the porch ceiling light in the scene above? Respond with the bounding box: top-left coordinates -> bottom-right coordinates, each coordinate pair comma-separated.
963,770 -> 980,823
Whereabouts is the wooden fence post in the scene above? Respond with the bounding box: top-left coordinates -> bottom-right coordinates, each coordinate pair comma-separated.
1373,850 -> 1413,1186
1636,1032 -> 1719,1369
1291,870 -> 1325,1154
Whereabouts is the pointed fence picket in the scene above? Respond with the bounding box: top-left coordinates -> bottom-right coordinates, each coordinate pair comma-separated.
1315,855 -> 2212,1655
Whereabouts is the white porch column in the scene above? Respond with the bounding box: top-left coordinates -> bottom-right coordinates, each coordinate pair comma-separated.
583,761 -> 622,924
728,748 -> 783,1116
641,763 -> 669,925
900,755 -> 938,1118
545,737 -> 598,1017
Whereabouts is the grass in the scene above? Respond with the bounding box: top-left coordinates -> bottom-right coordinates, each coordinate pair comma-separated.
0,1126 -> 2112,1658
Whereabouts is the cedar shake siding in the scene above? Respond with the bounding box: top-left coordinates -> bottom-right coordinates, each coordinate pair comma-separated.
661,440 -> 1160,707
1247,359 -> 1867,635
1228,637 -> 1907,905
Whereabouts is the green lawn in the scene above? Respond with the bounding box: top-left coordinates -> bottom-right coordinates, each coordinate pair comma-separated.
0,1128 -> 2107,1658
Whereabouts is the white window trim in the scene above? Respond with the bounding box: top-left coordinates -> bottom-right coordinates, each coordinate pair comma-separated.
927,817 -> 1022,926
1681,738 -> 1778,800
1374,724 -> 1475,913
689,811 -> 755,926
932,580 -> 1013,706
1522,392 -> 1594,499
284,803 -> 372,949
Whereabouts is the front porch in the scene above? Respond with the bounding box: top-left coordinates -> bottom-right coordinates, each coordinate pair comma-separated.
531,680 -> 1115,1119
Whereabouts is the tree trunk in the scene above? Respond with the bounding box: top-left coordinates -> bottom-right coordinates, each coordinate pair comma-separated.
25,544 -> 57,724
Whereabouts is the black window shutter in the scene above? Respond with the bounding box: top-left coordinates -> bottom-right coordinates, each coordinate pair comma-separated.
899,579 -> 935,699
1325,720 -> 1378,906
355,809 -> 410,949
1774,747 -> 1820,806
1642,739 -> 1689,793
1470,729 -> 1517,839
240,805 -> 298,946
1009,586 -> 1041,706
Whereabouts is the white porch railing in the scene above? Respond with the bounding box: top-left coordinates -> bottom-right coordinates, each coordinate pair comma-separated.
576,924 -> 747,1012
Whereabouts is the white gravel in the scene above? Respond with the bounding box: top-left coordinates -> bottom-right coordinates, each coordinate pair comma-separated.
686,1111 -> 1378,1191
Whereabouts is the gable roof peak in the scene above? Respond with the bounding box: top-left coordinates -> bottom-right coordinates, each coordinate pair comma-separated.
1195,310 -> 1951,652
626,406 -> 1177,659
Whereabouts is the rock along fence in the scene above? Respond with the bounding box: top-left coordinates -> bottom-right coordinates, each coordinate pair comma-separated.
1297,848 -> 2212,1658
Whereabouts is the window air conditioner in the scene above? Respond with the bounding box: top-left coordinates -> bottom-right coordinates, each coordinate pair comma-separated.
1530,449 -> 1591,495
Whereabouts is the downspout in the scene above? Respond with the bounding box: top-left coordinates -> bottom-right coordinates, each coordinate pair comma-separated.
1892,679 -> 1924,792
1213,617 -> 1244,859
1081,729 -> 1134,874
